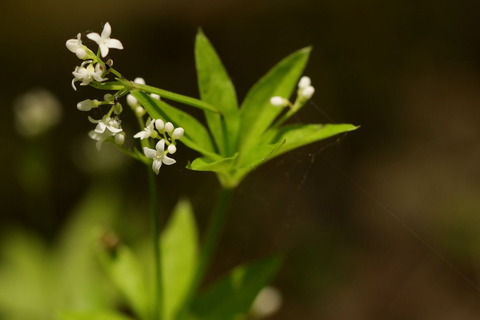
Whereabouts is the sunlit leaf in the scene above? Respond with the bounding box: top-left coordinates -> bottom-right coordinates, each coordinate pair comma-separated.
195,30 -> 239,155
191,256 -> 282,320
161,199 -> 198,320
239,48 -> 311,157
187,154 -> 238,173
58,310 -> 133,320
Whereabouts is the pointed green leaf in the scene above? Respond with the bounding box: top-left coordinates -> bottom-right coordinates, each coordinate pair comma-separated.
132,91 -> 218,157
266,123 -> 359,158
97,245 -> 151,320
58,311 -> 133,320
191,256 -> 282,320
161,199 -> 198,320
195,30 -> 239,155
239,48 -> 311,156
187,154 -> 238,173
237,141 -> 285,169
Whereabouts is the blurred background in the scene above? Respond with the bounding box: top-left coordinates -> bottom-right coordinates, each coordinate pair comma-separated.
1,0 -> 480,319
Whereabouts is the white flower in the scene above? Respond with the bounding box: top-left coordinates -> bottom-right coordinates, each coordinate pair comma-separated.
66,33 -> 88,59
165,122 -> 174,134
87,22 -> 124,58
155,119 -> 165,132
143,139 -> 176,174
134,118 -> 155,140
88,115 -> 123,150
77,99 -> 99,111
270,96 -> 288,107
72,63 -> 106,90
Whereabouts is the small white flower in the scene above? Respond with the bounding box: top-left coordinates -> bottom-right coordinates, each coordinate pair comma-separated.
87,22 -> 124,58
270,96 -> 288,107
172,127 -> 184,140
165,122 -> 174,134
88,115 -> 123,150
72,63 -> 106,90
134,118 -> 155,140
77,99 -> 99,111
66,33 -> 88,59
301,86 -> 315,99
298,76 -> 311,89
155,119 -> 165,132
143,139 -> 176,174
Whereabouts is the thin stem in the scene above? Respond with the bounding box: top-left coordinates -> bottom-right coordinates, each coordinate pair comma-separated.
179,187 -> 235,318
147,167 -> 163,320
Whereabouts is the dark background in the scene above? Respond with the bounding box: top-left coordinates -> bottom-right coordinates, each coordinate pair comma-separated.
1,0 -> 480,319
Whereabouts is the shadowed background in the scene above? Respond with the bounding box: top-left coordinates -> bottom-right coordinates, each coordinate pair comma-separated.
1,0 -> 480,319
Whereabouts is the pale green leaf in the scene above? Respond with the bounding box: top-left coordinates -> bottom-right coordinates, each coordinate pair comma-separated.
266,123 -> 359,158
237,141 -> 285,169
195,30 -> 239,155
187,154 -> 238,173
131,91 -> 218,157
58,310 -> 133,320
98,246 -> 151,320
191,256 -> 282,320
239,48 -> 311,157
161,199 -> 198,320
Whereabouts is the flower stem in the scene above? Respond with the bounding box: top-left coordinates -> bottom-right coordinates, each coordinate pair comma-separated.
179,187 -> 235,319
147,167 -> 163,320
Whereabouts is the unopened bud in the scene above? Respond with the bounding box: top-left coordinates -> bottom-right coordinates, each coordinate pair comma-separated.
301,86 -> 315,99
172,127 -> 184,139
298,76 -> 311,89
77,99 -> 99,111
167,144 -> 177,154
150,93 -> 161,100
165,122 -> 174,133
270,96 -> 287,107
134,77 -> 146,85
126,94 -> 138,108
115,132 -> 125,145
135,106 -> 145,117
113,102 -> 123,115
155,119 -> 165,132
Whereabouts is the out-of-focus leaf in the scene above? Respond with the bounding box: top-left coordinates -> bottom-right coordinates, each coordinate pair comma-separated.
98,245 -> 151,320
191,256 -> 282,320
266,123 -> 359,158
236,141 -> 285,169
239,48 -> 311,157
161,199 -> 198,320
132,91 -> 218,158
195,30 -> 239,155
58,310 -> 133,320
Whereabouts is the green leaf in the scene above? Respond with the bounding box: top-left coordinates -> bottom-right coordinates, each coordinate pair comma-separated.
132,91 -> 218,158
161,199 -> 198,320
239,47 -> 311,156
97,245 -> 151,320
187,154 -> 238,173
195,30 -> 239,155
191,256 -> 282,320
133,83 -> 218,113
266,123 -> 359,158
58,310 -> 133,320
237,141 -> 285,169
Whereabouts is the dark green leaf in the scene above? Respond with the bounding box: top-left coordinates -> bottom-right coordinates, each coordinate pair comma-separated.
191,256 -> 282,320
195,30 -> 239,155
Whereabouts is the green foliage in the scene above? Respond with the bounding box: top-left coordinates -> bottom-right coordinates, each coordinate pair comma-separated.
190,256 -> 282,320
58,311 -> 133,320
139,31 -> 357,188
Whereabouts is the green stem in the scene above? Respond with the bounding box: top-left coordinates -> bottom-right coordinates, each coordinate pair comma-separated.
147,167 -> 163,320
179,187 -> 235,318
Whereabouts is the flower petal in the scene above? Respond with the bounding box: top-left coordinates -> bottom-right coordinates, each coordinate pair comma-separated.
155,139 -> 166,152
107,39 -> 123,50
99,44 -> 109,58
87,32 -> 101,43
101,22 -> 112,39
162,156 -> 176,166
143,147 -> 157,159
152,159 -> 162,174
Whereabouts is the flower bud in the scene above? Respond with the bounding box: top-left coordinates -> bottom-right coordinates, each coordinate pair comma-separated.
114,132 -> 125,145
104,93 -> 115,102
113,102 -> 123,115
150,93 -> 161,100
126,94 -> 138,108
77,99 -> 99,111
301,86 -> 315,99
135,106 -> 145,117
155,119 -> 165,132
298,76 -> 311,89
134,77 -> 146,85
76,48 -> 87,59
167,144 -> 177,154
165,122 -> 174,133
270,96 -> 287,107
172,127 -> 184,139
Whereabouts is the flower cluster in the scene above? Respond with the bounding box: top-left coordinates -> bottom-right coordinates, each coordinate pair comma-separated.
270,75 -> 315,108
66,22 -> 183,175
135,118 -> 184,174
